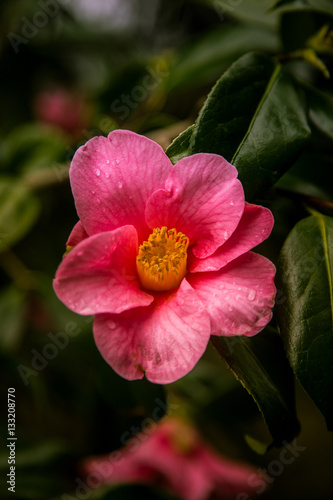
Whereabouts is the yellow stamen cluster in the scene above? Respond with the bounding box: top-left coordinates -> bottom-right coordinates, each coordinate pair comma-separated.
136,227 -> 189,291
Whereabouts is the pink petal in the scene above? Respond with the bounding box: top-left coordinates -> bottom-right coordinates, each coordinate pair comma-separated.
93,279 -> 211,384
187,252 -> 276,337
145,153 -> 244,259
189,203 -> 274,272
70,130 -> 172,242
53,226 -> 153,315
198,447 -> 261,498
66,221 -> 88,247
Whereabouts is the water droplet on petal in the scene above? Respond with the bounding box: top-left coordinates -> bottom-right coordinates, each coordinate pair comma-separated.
230,200 -> 235,206
247,290 -> 256,301
118,181 -> 123,188
228,305 -> 233,312
106,159 -> 110,164
107,320 -> 117,330
115,159 -> 120,164
105,172 -> 110,179
95,169 -> 101,177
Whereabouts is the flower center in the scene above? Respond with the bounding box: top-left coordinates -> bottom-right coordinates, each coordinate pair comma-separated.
136,226 -> 189,291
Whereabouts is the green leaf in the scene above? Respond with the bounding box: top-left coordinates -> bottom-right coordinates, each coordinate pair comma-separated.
271,0 -> 333,15
165,124 -> 194,164
189,52 -> 311,200
0,123 -> 66,175
0,178 -> 40,252
306,85 -> 333,140
211,328 -> 300,448
276,213 -> 333,429
167,24 -> 280,94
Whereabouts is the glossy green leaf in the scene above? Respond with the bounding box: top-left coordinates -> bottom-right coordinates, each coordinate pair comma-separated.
0,178 -> 40,252
276,213 -> 333,429
189,52 -> 311,200
211,328 -> 300,448
306,85 -> 333,140
165,124 -> 194,164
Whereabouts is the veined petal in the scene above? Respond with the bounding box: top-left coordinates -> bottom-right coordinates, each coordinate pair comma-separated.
93,279 -> 211,384
66,221 -> 88,248
53,226 -> 153,315
70,130 -> 172,242
187,252 -> 276,337
145,153 -> 244,259
189,203 -> 274,272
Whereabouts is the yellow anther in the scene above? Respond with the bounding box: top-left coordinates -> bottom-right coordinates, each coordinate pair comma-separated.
136,226 -> 189,291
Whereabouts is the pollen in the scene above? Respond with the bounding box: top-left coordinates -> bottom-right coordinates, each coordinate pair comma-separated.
136,227 -> 189,292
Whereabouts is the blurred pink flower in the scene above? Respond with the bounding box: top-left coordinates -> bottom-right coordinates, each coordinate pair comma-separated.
83,417 -> 261,500
53,130 -> 276,384
33,87 -> 89,135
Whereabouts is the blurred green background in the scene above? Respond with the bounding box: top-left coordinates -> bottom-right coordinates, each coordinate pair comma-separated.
0,1 -> 333,499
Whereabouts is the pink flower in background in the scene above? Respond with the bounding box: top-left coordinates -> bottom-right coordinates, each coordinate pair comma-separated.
53,130 -> 276,384
33,87 -> 90,135
83,417 -> 261,500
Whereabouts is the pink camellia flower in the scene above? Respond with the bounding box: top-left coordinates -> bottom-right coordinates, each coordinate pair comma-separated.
82,417 -> 262,500
33,87 -> 90,135
53,130 -> 276,384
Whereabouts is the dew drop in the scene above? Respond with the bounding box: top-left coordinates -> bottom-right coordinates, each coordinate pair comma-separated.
228,305 -> 234,312
91,190 -> 96,195
105,172 -> 110,179
95,168 -> 101,177
247,290 -> 256,301
118,181 -> 123,188
115,159 -> 120,164
230,200 -> 235,206
107,320 -> 116,330
106,159 -> 110,164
